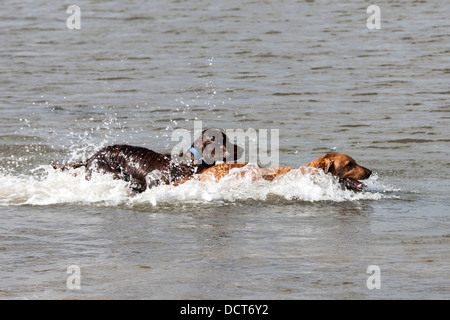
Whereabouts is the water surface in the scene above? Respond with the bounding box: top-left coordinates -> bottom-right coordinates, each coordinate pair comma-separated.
0,0 -> 449,299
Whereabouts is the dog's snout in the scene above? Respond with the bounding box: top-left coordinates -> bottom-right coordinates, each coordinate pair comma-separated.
224,144 -> 243,161
234,144 -> 244,159
365,168 -> 372,178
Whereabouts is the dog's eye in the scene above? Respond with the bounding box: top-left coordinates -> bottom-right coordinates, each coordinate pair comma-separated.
345,161 -> 355,168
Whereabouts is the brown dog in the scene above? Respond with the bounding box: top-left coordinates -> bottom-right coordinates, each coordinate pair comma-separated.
179,154 -> 372,190
51,129 -> 243,193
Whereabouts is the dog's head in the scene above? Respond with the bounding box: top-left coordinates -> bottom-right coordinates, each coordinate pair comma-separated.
308,154 -> 372,190
191,129 -> 243,165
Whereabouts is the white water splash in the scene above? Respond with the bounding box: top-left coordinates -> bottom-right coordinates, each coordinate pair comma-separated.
0,164 -> 395,207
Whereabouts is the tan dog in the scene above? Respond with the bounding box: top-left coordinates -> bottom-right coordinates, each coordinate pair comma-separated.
177,154 -> 372,190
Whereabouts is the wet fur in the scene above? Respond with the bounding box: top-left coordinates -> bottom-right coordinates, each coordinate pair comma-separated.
177,154 -> 372,189
51,129 -> 242,193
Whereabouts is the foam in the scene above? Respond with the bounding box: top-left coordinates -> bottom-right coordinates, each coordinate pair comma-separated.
0,164 -> 395,207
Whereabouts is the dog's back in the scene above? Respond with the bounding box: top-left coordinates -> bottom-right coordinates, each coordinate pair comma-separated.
178,154 -> 372,190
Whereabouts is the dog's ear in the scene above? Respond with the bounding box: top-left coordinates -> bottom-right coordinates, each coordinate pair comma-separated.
320,158 -> 334,174
323,159 -> 333,174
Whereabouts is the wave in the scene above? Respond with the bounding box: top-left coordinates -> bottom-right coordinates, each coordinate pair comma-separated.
0,164 -> 397,207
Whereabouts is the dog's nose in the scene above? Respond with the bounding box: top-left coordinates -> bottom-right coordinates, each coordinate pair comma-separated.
366,169 -> 372,177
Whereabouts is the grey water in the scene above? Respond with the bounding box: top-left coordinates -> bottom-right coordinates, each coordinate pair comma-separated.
0,0 -> 449,299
